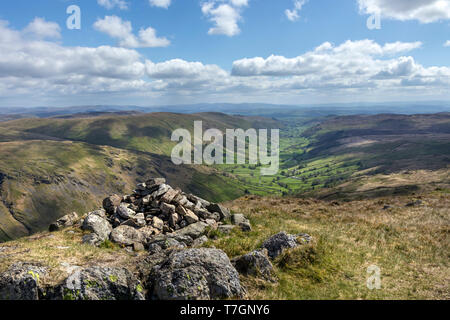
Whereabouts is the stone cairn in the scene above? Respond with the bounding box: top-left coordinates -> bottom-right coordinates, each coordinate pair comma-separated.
73,178 -> 251,251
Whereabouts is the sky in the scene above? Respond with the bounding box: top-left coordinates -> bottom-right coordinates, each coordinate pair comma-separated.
0,0 -> 449,107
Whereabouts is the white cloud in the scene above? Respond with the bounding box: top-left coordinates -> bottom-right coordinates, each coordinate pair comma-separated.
232,40 -> 423,76
201,0 -> 249,36
146,59 -> 228,79
444,40 -> 450,47
358,0 -> 450,23
97,0 -> 129,10
149,0 -> 172,9
0,18 -> 450,106
94,16 -> 170,48
285,0 -> 308,22
23,17 -> 61,39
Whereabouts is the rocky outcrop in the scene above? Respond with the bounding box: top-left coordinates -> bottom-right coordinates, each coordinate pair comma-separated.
150,248 -> 244,300
0,263 -> 47,300
261,231 -> 312,260
57,266 -> 145,300
232,249 -> 275,281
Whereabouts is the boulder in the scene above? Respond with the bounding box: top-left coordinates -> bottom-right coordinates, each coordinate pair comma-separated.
261,232 -> 302,260
59,266 -> 144,300
0,263 -> 47,300
151,248 -> 244,300
231,214 -> 252,231
232,249 -> 275,281
206,203 -> 231,220
110,225 -> 145,247
174,221 -> 208,240
103,194 -> 122,214
82,214 -> 112,241
49,212 -> 79,232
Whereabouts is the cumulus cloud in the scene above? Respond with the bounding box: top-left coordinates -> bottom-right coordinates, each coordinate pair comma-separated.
97,0 -> 129,10
145,59 -> 228,79
232,40 -> 423,76
149,0 -> 172,9
94,16 -> 170,48
23,17 -> 61,39
201,0 -> 249,36
1,18 -> 450,106
444,40 -> 450,47
358,0 -> 450,23
285,0 -> 308,22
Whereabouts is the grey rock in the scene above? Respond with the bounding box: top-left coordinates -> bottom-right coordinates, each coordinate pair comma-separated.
49,212 -> 79,232
151,248 -> 243,300
261,232 -> 300,260
82,233 -> 102,246
174,222 -> 208,240
218,225 -> 235,234
82,214 -> 112,240
152,184 -> 171,198
187,194 -> 211,208
152,216 -> 164,230
232,249 -> 275,281
59,266 -> 144,300
161,202 -> 176,215
160,188 -> 180,203
192,235 -> 208,247
0,263 -> 47,300
231,214 -> 252,232
110,225 -> 144,247
146,178 -> 166,188
117,204 -> 136,220
206,203 -> 231,220
103,194 -> 122,214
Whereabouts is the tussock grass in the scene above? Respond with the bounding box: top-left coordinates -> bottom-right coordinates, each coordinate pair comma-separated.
209,191 -> 450,300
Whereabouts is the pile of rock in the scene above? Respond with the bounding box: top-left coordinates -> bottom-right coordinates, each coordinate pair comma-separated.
75,178 -> 250,251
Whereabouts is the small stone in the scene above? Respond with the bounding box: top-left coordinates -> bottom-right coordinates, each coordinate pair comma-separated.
160,202 -> 176,215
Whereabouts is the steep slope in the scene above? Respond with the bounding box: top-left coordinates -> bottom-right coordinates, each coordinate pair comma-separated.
0,112 -> 280,242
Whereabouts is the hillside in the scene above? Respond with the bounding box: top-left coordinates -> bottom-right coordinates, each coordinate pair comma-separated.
0,112 -> 280,242
0,111 -> 449,243
0,187 -> 448,300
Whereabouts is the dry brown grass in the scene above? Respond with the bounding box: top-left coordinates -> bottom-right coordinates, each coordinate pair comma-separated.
216,190 -> 450,299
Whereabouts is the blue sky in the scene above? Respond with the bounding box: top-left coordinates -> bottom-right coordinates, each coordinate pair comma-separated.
0,0 -> 449,107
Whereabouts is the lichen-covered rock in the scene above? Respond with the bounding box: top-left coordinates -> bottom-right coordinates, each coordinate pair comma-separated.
82,233 -> 103,246
0,263 -> 47,300
58,266 -> 144,300
174,221 -> 208,240
151,248 -> 244,300
110,225 -> 144,247
261,231 -> 303,259
232,249 -> 275,281
82,213 -> 112,241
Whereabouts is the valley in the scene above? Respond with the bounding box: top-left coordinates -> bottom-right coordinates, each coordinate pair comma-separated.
0,110 -> 448,244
